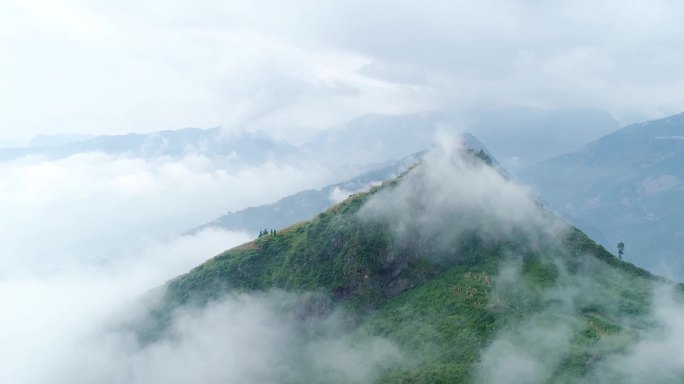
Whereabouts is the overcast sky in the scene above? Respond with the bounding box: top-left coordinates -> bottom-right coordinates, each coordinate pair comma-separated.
2,0 -> 684,144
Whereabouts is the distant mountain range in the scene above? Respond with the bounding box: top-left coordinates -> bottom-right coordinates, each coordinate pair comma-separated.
522,112 -> 684,278
5,106 -> 618,176
0,128 -> 302,165
303,107 -> 619,174
28,133 -> 96,147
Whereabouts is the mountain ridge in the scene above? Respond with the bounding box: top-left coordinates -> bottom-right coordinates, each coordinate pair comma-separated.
133,145 -> 672,383
0,127 -> 302,164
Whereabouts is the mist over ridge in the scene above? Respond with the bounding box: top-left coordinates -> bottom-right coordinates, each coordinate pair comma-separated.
110,139 -> 681,383
2,1 -> 684,381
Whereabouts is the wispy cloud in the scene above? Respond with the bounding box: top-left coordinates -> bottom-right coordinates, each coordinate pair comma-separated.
0,152 -> 331,271
48,291 -> 401,384
0,149 -> 339,382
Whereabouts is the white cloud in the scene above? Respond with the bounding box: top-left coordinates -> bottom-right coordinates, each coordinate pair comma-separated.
10,288 -> 401,384
0,227 -> 251,383
359,133 -> 566,254
3,0 -> 684,143
0,152 -> 331,272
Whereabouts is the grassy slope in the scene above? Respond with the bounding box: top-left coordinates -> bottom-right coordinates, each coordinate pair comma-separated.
148,158 -> 661,383
363,233 -> 654,383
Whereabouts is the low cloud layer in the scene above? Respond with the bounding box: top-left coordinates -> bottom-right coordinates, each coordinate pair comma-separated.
0,227 -> 251,383
50,292 -> 401,384
0,148 -> 343,382
0,151 -> 331,273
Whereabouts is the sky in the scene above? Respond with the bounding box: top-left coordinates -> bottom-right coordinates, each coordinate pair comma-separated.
2,0 -> 684,145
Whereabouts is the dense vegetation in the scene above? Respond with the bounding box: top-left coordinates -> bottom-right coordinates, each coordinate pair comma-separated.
141,150 -> 666,383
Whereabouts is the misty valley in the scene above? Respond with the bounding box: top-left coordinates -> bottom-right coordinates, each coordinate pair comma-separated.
3,2 -> 684,383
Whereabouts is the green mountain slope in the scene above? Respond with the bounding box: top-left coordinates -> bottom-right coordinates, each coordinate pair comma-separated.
142,146 -> 677,383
